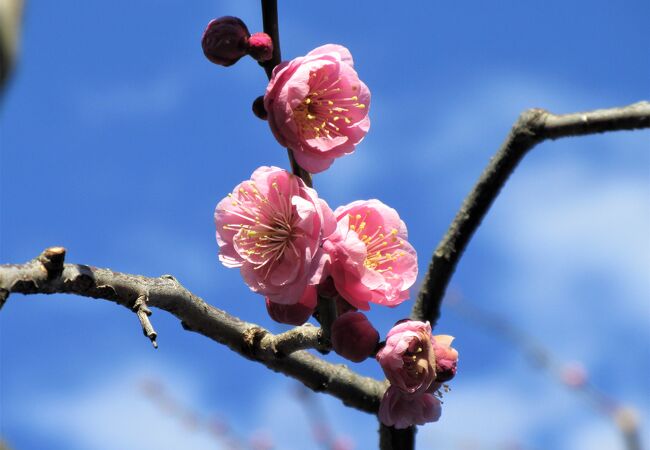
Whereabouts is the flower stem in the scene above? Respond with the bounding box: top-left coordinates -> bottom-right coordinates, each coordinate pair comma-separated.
260,0 -> 313,187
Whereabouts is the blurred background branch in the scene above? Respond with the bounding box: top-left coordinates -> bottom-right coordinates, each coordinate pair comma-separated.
0,0 -> 23,98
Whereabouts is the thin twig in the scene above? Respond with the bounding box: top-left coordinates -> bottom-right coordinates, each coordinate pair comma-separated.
133,294 -> 158,348
0,248 -> 385,414
411,101 -> 650,326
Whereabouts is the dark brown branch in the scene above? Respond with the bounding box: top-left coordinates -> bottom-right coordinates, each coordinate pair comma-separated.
0,248 -> 385,414
411,101 -> 650,325
379,423 -> 416,450
259,0 -> 313,187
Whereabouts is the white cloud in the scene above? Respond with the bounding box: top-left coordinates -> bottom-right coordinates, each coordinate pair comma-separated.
487,156 -> 650,335
19,363 -> 226,450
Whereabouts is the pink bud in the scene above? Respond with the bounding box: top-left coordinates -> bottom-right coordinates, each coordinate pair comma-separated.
247,32 -> 274,62
560,362 -> 587,388
432,335 -> 458,382
201,17 -> 250,66
265,286 -> 317,325
331,312 -> 379,362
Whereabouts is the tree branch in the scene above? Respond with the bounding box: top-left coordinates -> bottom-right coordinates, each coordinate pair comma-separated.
411,101 -> 650,325
0,247 -> 385,414
379,423 -> 416,450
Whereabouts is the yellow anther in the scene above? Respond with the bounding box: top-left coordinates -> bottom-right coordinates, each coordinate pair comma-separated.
328,100 -> 334,105
305,98 -> 312,104
355,103 -> 366,109
351,96 -> 358,101
307,114 -> 316,120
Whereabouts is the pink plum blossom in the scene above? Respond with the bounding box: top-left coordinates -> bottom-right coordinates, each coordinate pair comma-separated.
378,386 -> 441,429
432,334 -> 459,382
265,286 -> 316,325
376,320 -> 436,395
331,312 -> 379,362
264,44 -> 370,173
323,200 -> 417,310
215,166 -> 336,304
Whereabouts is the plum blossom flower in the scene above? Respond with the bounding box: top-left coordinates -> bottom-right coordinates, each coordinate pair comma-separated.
331,312 -> 379,362
378,386 -> 441,429
265,286 -> 317,325
432,335 -> 459,382
215,166 -> 335,304
264,44 -> 370,173
376,320 -> 436,395
323,200 -> 417,310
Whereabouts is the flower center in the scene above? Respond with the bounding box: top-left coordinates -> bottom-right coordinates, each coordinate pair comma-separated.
347,212 -> 406,272
293,73 -> 366,140
224,180 -> 301,276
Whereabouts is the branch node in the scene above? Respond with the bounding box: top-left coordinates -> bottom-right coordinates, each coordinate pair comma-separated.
242,326 -> 267,358
37,246 -> 66,279
133,294 -> 157,349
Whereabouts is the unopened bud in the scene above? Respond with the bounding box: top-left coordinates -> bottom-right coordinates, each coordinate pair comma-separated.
331,312 -> 379,362
252,95 -> 268,120
432,335 -> 458,382
201,16 -> 250,66
265,286 -> 316,325
247,32 -> 274,62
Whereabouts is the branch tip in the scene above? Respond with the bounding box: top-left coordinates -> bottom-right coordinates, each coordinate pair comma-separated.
133,294 -> 158,349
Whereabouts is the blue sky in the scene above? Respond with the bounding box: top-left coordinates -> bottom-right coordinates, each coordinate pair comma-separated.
1,1 -> 649,449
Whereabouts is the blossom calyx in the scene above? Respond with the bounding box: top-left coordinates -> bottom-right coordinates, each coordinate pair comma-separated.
202,16 -> 250,66
331,312 -> 379,362
376,320 -> 436,395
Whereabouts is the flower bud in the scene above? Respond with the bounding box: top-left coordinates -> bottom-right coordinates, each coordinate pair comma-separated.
265,286 -> 317,325
331,312 -> 379,362
252,95 -> 268,120
201,17 -> 250,66
432,335 -> 458,382
247,32 -> 274,62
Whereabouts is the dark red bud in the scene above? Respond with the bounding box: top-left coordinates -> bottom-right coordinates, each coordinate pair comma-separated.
265,299 -> 314,325
331,312 -> 379,362
265,287 -> 317,325
201,16 -> 250,67
247,32 -> 274,62
252,95 -> 268,120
